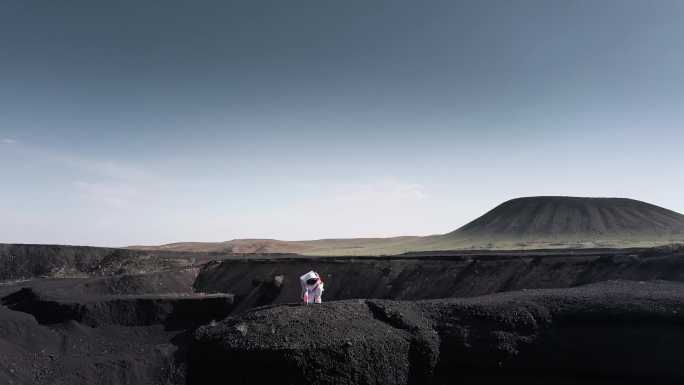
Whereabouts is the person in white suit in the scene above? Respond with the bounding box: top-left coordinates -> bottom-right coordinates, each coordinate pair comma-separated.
300,270 -> 324,304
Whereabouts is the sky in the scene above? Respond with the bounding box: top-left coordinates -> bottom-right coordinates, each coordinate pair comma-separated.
1,0 -> 683,246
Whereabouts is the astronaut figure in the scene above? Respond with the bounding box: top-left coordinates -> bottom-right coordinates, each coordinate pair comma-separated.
300,270 -> 324,304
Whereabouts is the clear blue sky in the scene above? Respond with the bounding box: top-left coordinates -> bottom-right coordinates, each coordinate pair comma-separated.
1,0 -> 683,246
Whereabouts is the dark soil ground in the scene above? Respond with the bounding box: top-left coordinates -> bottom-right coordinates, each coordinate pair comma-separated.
0,244 -> 683,384
191,280 -> 684,385
0,305 -> 186,385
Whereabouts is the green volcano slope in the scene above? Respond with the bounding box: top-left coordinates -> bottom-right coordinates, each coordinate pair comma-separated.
131,196 -> 684,255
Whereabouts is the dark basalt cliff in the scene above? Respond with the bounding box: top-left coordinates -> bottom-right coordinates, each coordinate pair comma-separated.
194,247 -> 684,308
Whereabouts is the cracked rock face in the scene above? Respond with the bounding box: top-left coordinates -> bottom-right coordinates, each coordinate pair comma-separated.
190,281 -> 684,385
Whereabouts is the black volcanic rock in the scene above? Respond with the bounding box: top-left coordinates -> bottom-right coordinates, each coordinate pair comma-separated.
4,246 -> 684,384
2,288 -> 234,329
0,244 -> 195,280
190,301 -> 423,385
452,196 -> 684,241
193,246 -> 684,307
190,281 -> 684,385
0,305 -> 185,385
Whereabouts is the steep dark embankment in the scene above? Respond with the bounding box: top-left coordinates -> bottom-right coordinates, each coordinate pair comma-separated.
2,288 -> 234,329
0,270 -> 200,301
190,280 -> 684,385
0,243 -> 242,281
194,247 -> 684,311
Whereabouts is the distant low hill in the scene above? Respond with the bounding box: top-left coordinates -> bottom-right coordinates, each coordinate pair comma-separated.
130,196 -> 684,255
130,237 -> 423,255
452,196 -> 684,239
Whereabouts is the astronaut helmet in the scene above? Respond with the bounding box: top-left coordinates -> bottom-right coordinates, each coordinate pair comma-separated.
301,270 -> 320,285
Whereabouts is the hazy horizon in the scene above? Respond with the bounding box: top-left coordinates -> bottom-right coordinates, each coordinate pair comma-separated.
2,1 -> 684,247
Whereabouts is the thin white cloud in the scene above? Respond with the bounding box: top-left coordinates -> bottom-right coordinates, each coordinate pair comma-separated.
330,180 -> 428,204
57,155 -> 151,181
5,142 -> 155,209
265,179 -> 433,239
46,150 -> 159,211
73,180 -> 140,209
0,141 -> 150,183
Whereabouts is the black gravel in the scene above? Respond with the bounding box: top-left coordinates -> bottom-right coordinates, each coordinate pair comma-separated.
191,280 -> 684,385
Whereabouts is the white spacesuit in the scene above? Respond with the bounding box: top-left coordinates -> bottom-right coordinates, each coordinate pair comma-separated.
300,270 -> 324,304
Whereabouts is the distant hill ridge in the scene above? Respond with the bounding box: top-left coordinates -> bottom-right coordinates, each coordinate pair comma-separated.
130,196 -> 684,255
453,196 -> 684,240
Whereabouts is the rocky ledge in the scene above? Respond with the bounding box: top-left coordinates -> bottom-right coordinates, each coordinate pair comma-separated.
2,288 -> 234,329
190,280 -> 684,385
